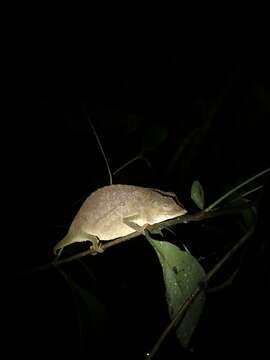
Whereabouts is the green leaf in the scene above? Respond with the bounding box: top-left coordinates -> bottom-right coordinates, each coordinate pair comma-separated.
191,180 -> 205,209
148,239 -> 206,348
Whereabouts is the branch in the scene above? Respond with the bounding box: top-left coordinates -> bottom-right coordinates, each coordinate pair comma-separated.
22,201 -> 254,275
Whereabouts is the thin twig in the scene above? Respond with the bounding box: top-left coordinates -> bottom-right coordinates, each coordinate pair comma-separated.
113,154 -> 153,176
88,117 -> 113,185
229,185 -> 263,203
206,221 -> 256,282
146,286 -> 202,360
205,168 -> 270,211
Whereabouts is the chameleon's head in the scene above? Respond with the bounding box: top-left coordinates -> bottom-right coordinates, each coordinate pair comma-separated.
147,190 -> 187,224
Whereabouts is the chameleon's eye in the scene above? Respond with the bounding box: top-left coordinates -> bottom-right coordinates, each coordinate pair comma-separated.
152,200 -> 160,207
162,202 -> 172,210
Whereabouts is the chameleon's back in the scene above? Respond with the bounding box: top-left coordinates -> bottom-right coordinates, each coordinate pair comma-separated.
70,184 -> 151,240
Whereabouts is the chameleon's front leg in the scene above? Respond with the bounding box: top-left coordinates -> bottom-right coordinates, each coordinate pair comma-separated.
123,215 -> 163,239
123,215 -> 148,233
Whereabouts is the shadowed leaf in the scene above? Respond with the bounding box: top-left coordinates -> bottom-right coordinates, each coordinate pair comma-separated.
191,180 -> 205,209
59,270 -> 109,342
142,123 -> 168,151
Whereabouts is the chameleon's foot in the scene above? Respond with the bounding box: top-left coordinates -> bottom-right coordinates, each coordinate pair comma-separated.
90,242 -> 104,255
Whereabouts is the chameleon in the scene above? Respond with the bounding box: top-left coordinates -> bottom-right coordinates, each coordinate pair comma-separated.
53,184 -> 187,255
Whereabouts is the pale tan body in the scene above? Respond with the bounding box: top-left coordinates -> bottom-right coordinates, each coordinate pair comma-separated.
53,184 -> 187,255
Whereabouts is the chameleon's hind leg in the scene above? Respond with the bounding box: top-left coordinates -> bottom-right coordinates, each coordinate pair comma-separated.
87,234 -> 104,255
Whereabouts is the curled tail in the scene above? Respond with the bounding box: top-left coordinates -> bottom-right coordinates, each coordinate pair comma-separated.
53,232 -> 74,255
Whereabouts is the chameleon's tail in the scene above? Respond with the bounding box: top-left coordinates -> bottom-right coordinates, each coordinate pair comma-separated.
53,230 -> 95,255
53,232 -> 73,255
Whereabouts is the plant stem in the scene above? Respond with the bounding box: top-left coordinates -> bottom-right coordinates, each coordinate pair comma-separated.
205,167 -> 269,212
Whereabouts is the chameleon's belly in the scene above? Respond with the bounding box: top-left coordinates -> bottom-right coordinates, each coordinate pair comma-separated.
77,211 -> 146,240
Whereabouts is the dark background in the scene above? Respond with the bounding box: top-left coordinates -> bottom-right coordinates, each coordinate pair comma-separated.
6,3 -> 269,359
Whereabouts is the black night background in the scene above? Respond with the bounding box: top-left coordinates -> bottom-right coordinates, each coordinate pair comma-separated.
6,3 -> 269,359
